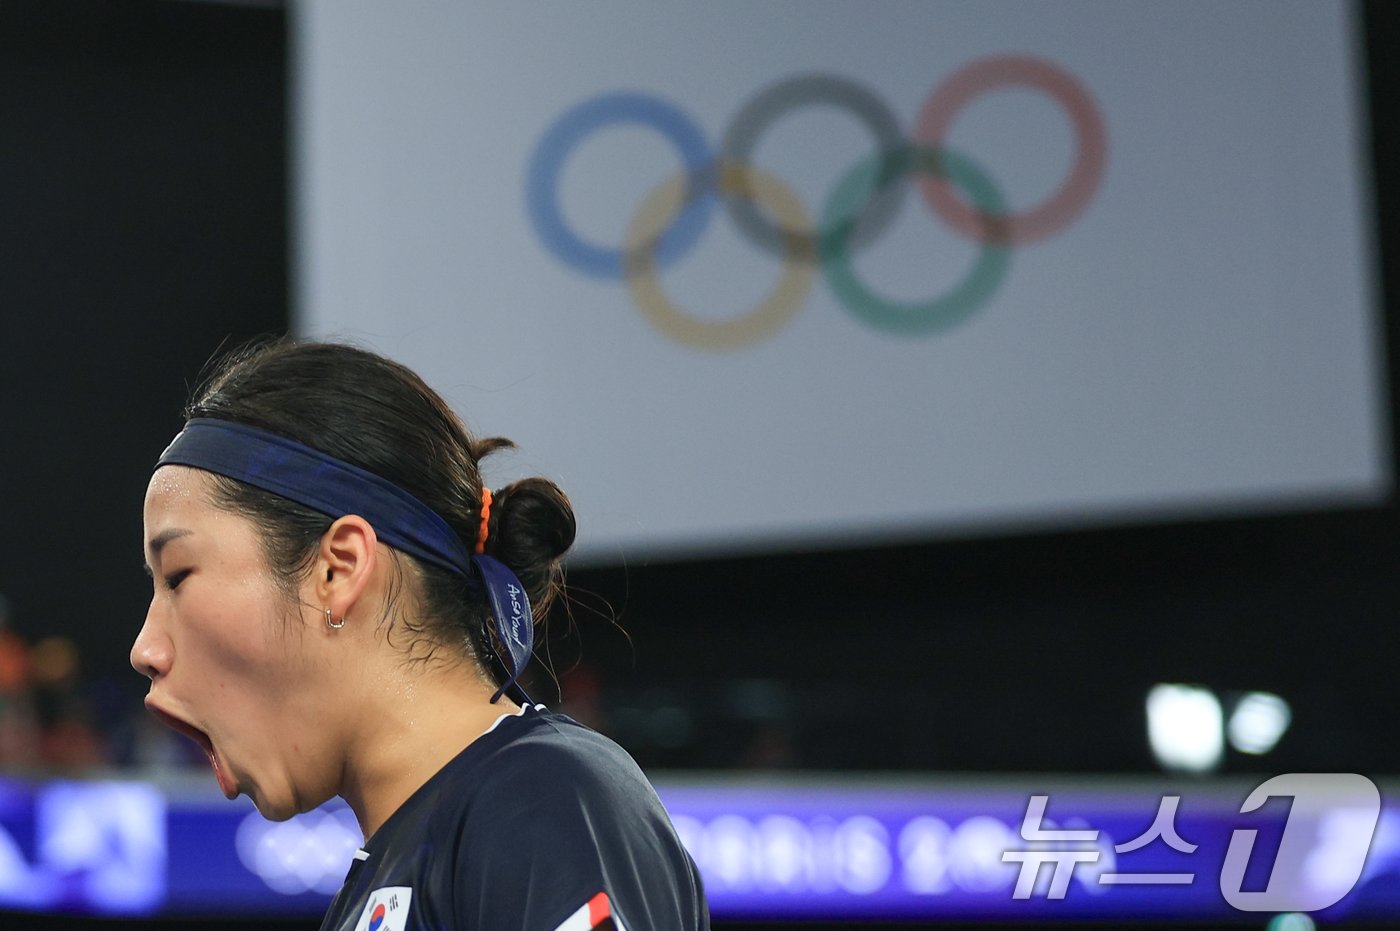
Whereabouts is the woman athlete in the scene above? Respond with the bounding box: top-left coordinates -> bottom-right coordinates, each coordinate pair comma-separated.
131,340 -> 708,931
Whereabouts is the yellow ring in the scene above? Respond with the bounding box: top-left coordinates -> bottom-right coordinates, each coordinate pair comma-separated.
623,162 -> 815,351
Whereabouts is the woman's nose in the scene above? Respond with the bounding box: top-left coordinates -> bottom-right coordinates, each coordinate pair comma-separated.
130,605 -> 171,680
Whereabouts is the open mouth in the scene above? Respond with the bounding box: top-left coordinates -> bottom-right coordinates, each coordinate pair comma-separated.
145,699 -> 236,798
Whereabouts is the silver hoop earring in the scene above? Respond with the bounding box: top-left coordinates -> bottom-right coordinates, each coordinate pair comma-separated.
325,607 -> 345,630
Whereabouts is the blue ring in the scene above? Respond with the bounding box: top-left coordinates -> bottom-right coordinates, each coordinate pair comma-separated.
526,92 -> 715,279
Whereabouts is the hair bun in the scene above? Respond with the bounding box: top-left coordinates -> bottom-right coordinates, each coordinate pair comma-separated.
486,477 -> 576,613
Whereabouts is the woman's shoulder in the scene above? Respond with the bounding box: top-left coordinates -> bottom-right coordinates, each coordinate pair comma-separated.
440,706 -> 709,930
468,704 -> 652,798
345,711 -> 708,931
364,706 -> 657,854
437,704 -> 684,860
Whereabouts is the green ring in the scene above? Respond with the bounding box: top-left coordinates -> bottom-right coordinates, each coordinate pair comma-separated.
819,145 -> 1011,335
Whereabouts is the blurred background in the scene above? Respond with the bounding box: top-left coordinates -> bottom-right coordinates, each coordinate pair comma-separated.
1,0 -> 1398,928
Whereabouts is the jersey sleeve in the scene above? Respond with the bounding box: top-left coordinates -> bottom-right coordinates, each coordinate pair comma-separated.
451,726 -> 705,931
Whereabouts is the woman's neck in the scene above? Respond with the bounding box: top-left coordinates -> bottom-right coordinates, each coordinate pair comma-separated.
338,660 -> 521,839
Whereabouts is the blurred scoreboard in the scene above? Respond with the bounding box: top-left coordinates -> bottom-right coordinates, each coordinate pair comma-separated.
0,773 -> 1398,921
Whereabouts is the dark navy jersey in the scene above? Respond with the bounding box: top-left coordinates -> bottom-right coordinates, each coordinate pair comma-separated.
319,704 -> 709,931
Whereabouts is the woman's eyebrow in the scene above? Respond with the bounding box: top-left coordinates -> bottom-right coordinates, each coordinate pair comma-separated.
145,528 -> 194,567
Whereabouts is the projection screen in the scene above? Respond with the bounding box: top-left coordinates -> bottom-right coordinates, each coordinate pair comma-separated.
295,1 -> 1385,563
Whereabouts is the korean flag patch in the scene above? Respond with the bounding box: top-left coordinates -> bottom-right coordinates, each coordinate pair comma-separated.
354,886 -> 413,931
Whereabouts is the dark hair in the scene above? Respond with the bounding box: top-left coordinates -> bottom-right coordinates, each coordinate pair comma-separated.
184,339 -> 576,677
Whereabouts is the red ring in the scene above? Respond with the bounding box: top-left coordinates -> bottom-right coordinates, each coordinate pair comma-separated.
914,54 -> 1107,245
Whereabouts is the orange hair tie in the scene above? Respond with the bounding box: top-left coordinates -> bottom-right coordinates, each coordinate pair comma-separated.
475,488 -> 492,555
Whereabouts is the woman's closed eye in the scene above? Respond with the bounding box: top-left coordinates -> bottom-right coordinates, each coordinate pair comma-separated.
164,569 -> 192,591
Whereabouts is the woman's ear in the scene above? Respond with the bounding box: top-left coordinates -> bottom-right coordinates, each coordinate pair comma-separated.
313,514 -> 378,625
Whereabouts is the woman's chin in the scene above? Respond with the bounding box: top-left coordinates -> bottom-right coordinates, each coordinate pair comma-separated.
249,784 -> 331,823
248,788 -> 297,822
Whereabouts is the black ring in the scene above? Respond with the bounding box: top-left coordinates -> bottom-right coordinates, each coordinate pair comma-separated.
721,74 -> 906,262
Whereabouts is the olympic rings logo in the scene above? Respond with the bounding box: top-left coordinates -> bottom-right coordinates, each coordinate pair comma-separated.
526,55 -> 1107,350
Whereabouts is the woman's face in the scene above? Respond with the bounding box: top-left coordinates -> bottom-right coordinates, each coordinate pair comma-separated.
131,466 -> 342,820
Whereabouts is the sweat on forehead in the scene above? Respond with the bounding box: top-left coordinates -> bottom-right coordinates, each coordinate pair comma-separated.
142,469 -> 224,563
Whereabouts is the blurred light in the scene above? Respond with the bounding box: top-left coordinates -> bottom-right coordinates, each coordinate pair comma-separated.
834,817 -> 891,894
898,817 -> 952,894
703,815 -> 760,891
756,816 -> 810,891
946,816 -> 1017,892
1147,684 -> 1223,773
236,805 -> 359,895
1266,913 -> 1315,931
1228,691 -> 1291,755
38,782 -> 165,911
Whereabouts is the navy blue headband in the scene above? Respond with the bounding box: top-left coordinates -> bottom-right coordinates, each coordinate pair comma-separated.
156,418 -> 534,703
